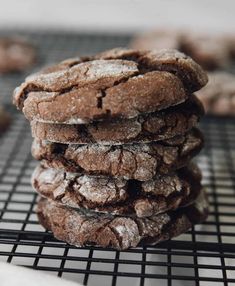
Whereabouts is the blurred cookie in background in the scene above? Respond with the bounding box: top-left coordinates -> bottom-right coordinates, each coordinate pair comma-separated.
226,35 -> 235,59
130,29 -> 235,71
0,105 -> 11,133
180,33 -> 230,71
0,37 -> 36,73
130,29 -> 182,51
196,72 -> 235,116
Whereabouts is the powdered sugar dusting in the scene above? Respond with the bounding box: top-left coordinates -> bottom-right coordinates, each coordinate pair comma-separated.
38,167 -> 57,183
194,190 -> 208,213
76,175 -> 126,203
87,59 -> 138,78
25,59 -> 138,92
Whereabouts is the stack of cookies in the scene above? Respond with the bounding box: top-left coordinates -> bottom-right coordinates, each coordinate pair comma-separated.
13,48 -> 209,250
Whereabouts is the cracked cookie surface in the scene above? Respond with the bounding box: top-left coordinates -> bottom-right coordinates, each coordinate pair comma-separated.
31,128 -> 204,181
31,95 -> 204,144
37,190 -> 209,250
32,163 -> 202,218
13,48 -> 207,123
0,38 -> 35,73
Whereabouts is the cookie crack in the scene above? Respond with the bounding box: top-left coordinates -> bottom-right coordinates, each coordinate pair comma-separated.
16,66 -> 141,110
96,89 -> 105,109
103,225 -> 123,249
94,220 -> 123,249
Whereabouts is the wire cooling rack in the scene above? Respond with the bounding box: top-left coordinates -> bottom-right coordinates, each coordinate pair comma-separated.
0,31 -> 235,286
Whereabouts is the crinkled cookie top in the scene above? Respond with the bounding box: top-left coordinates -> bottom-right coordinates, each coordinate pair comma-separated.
13,48 -> 208,122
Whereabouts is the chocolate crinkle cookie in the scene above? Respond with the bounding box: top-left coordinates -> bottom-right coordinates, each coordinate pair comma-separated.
37,190 -> 209,250
131,29 -> 235,70
13,46 -> 209,250
196,71 -> 235,116
0,38 -> 35,73
31,128 -> 204,181
32,163 -> 202,218
13,48 -> 207,123
30,95 -> 204,145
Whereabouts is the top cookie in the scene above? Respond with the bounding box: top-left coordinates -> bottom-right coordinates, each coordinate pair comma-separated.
13,48 -> 207,123
0,38 -> 35,73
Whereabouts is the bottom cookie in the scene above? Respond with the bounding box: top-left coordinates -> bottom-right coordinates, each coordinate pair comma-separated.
37,190 -> 209,250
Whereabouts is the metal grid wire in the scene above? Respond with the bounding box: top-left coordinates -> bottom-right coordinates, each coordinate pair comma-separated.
0,31 -> 235,286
